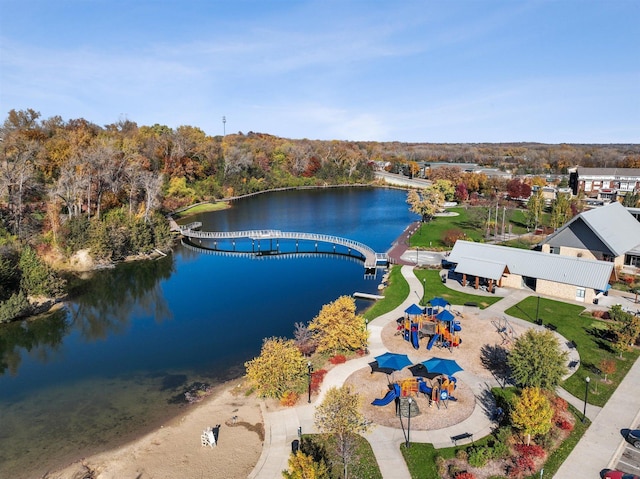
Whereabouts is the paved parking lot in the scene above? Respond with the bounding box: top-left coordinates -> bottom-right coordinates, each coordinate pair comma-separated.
614,441 -> 640,476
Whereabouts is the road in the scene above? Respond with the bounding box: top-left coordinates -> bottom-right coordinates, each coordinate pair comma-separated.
375,171 -> 432,188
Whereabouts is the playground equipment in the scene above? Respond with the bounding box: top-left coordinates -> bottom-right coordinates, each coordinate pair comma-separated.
372,375 -> 458,410
418,375 -> 457,409
492,316 -> 518,344
371,383 -> 401,406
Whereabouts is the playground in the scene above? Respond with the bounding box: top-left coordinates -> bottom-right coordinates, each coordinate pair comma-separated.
344,302 -> 529,431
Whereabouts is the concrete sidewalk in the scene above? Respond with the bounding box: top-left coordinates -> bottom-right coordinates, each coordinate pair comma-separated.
554,356 -> 640,478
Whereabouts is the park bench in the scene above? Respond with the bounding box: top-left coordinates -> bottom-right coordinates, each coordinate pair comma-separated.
451,432 -> 473,445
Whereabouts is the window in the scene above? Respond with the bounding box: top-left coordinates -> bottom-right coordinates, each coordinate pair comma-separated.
576,288 -> 586,302
550,246 -> 560,254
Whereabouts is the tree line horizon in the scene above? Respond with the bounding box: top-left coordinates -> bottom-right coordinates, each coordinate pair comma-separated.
0,107 -> 639,322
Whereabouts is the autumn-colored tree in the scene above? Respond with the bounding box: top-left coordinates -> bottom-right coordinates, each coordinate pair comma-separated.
506,178 -> 531,199
428,165 -> 462,183
525,190 -> 545,230
245,337 -> 308,398
406,187 -> 445,222
308,296 -> 368,354
442,228 -> 465,247
608,304 -> 640,354
599,358 -> 617,382
454,183 -> 469,202
510,387 -> 554,445
507,329 -> 568,390
432,179 -> 455,202
550,192 -> 572,229
314,385 -> 371,479
282,450 -> 330,479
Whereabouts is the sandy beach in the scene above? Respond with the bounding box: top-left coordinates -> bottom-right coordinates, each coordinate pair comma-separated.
49,379 -> 264,479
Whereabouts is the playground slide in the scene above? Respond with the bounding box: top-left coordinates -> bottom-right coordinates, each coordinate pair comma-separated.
418,381 -> 432,396
411,330 -> 420,349
427,333 -> 440,350
371,385 -> 400,406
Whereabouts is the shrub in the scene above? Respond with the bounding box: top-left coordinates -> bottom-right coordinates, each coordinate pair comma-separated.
442,228 -> 465,247
551,396 -> 568,412
310,369 -> 327,393
435,455 -> 447,477
492,439 -> 510,459
556,418 -> 574,431
329,354 -> 346,365
0,290 -> 30,322
511,455 -> 536,477
513,443 -> 545,458
456,449 -> 469,461
455,473 -> 476,479
468,446 -> 492,467
280,390 -> 299,407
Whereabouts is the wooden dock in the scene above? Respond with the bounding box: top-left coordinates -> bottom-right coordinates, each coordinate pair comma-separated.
353,292 -> 385,300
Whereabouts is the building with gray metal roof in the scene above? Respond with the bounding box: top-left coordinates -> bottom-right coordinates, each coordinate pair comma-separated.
541,201 -> 640,271
448,240 -> 614,304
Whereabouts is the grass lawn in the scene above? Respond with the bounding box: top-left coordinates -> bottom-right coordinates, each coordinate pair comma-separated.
401,399 -> 590,479
300,434 -> 383,479
363,266 -> 409,321
409,206 -> 553,250
504,296 -> 640,407
409,207 -> 484,249
414,269 -> 502,309
173,201 -> 229,219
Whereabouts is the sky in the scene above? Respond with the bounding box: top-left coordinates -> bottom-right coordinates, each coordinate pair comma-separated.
1,0 -> 638,143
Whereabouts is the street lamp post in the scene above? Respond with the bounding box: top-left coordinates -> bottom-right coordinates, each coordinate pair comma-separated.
307,361 -> 313,403
406,397 -> 413,448
582,376 -> 590,422
422,278 -> 426,305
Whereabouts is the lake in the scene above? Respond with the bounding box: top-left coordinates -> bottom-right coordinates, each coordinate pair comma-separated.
0,186 -> 417,478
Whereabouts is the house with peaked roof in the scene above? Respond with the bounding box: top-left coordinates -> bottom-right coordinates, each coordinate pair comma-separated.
540,201 -> 640,271
447,240 -> 614,304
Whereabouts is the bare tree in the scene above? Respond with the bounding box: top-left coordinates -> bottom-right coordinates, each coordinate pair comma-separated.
0,137 -> 39,237
139,171 -> 163,221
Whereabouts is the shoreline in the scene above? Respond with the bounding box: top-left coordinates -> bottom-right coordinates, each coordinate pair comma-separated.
48,376 -> 265,479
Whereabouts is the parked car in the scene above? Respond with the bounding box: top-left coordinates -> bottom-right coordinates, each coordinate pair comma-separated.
627,429 -> 640,449
603,469 -> 640,479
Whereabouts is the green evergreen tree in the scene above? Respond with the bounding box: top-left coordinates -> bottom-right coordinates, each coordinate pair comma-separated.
18,246 -> 65,297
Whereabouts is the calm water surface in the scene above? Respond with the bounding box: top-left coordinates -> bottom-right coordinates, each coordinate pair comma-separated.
0,187 -> 416,478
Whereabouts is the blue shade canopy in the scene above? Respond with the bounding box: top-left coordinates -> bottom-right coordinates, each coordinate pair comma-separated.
404,304 -> 424,316
421,357 -> 463,376
436,310 -> 456,322
428,297 -> 449,308
374,352 -> 412,371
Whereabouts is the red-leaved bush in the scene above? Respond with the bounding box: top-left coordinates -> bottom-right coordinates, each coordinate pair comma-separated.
552,396 -> 568,412
310,369 -> 327,393
455,472 -> 476,479
513,444 -> 546,458
279,390 -> 299,407
509,455 -> 536,478
556,418 -> 574,431
329,354 -> 346,365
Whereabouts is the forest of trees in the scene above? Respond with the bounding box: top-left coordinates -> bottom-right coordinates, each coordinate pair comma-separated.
1,108 -> 639,322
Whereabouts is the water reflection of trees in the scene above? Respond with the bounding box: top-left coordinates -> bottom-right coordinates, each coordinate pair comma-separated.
0,309 -> 69,375
68,256 -> 175,341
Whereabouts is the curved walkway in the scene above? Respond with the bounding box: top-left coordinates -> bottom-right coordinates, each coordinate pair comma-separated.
248,263 -> 632,479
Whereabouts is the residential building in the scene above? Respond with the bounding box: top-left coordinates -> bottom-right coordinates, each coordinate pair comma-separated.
568,167 -> 640,196
540,201 -> 640,271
